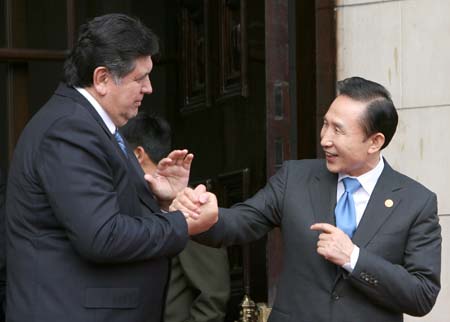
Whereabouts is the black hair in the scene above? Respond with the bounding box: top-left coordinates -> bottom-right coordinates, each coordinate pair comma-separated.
120,113 -> 171,163
337,76 -> 398,149
63,13 -> 159,87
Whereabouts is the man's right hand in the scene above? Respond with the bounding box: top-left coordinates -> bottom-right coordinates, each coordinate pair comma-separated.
170,184 -> 219,235
144,149 -> 194,210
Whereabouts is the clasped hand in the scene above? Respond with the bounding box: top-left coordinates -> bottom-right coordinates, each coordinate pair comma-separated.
143,149 -> 218,235
170,184 -> 219,235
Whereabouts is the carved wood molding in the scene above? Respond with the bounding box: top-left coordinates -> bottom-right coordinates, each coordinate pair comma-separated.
216,167 -> 250,206
218,0 -> 248,100
178,0 -> 248,113
179,0 -> 210,113
0,48 -> 67,62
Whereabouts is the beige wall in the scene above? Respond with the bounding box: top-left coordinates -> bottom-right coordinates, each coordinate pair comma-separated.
336,0 -> 450,320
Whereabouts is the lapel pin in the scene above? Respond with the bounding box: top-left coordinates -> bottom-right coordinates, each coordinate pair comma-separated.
385,199 -> 394,208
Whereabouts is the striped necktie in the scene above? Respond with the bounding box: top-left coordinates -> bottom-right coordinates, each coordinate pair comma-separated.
114,130 -> 128,158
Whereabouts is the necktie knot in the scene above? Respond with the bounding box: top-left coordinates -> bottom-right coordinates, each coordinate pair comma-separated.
335,177 -> 361,238
114,130 -> 128,158
342,177 -> 361,194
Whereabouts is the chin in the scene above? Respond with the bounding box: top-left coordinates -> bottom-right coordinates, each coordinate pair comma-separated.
130,107 -> 139,115
325,162 -> 340,174
117,115 -> 134,127
117,119 -> 128,127
125,111 -> 139,121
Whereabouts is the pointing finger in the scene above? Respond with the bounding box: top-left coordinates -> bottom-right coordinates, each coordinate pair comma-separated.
310,223 -> 337,234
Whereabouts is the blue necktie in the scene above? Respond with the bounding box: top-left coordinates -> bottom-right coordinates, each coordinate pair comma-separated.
114,130 -> 128,158
335,177 -> 361,238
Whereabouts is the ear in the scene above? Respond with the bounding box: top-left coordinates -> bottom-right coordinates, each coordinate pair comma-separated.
133,146 -> 146,165
368,133 -> 385,154
92,66 -> 110,96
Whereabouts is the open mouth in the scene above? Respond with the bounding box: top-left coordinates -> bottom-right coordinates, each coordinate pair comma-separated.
324,151 -> 338,161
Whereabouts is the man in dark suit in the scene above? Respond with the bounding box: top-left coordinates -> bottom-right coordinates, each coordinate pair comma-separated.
171,77 -> 442,322
121,113 -> 230,322
5,14 -> 217,322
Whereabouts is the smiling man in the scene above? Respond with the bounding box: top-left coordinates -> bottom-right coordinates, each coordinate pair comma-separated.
5,14 -> 217,322
172,77 -> 442,322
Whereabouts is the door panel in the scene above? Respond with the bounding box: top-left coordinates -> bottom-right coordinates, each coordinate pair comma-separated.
168,0 -> 268,319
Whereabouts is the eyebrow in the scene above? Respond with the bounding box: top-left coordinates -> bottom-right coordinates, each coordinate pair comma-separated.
324,116 -> 345,130
135,72 -> 149,81
334,121 -> 344,129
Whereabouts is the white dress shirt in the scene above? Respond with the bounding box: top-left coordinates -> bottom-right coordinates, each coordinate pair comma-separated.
75,87 -> 116,134
337,156 -> 384,272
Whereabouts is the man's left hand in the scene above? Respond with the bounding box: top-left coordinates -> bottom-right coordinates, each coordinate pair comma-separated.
310,223 -> 354,266
145,149 -> 193,209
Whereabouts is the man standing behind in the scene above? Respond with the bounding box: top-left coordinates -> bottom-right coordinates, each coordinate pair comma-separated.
6,14 -> 217,322
121,113 -> 230,322
172,77 -> 441,322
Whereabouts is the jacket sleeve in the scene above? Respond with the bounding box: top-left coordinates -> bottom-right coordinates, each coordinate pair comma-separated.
194,161 -> 290,247
36,115 -> 188,263
350,192 -> 441,316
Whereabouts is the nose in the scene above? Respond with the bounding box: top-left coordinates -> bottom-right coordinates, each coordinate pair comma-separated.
142,75 -> 153,94
320,136 -> 328,148
320,128 -> 332,148
321,138 -> 332,148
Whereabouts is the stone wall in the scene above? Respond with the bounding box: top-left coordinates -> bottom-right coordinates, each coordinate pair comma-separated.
336,0 -> 450,320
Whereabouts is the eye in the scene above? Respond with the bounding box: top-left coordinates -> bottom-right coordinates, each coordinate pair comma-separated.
334,126 -> 344,134
135,74 -> 148,84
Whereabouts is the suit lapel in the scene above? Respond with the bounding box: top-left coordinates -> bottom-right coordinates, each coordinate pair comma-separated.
310,168 -> 338,225
352,161 -> 402,247
127,150 -> 161,213
309,164 -> 342,286
55,83 -> 113,138
56,84 -> 130,162
55,84 -> 161,214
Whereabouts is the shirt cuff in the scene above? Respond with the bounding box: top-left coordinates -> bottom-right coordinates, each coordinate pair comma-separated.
342,245 -> 360,273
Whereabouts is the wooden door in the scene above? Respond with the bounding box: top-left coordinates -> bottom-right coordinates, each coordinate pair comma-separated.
264,0 -> 336,308
0,0 -> 72,170
160,0 -> 267,320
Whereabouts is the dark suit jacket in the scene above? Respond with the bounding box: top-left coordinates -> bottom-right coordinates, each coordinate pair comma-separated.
5,83 -> 189,322
164,241 -> 230,322
196,159 -> 441,322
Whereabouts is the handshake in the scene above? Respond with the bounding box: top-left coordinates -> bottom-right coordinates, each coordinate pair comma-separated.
170,184 -> 219,236
143,150 -> 219,236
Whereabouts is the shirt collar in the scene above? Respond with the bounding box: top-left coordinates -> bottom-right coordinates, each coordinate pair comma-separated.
338,156 -> 384,195
75,87 -> 116,134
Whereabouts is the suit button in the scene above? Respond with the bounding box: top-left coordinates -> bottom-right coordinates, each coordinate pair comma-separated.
360,272 -> 367,279
373,279 -> 379,286
332,292 -> 340,300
